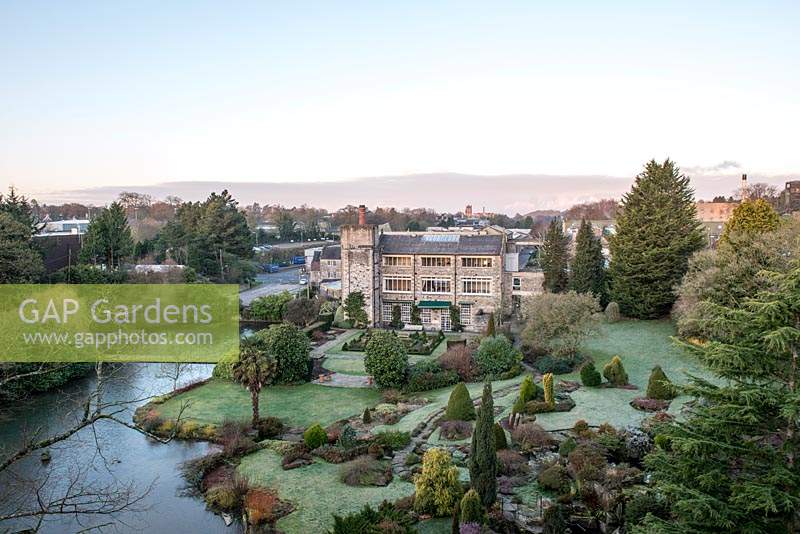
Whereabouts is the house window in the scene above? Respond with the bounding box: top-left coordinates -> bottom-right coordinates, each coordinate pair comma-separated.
462,277 -> 492,295
512,277 -> 521,290
400,303 -> 412,323
421,277 -> 451,293
440,312 -> 452,332
421,308 -> 432,324
384,276 -> 412,292
383,302 -> 412,323
421,256 -> 452,267
384,255 -> 412,267
459,303 -> 472,326
461,257 -> 493,268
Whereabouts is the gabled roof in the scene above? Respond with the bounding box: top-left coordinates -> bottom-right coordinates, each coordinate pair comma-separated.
320,244 -> 341,260
378,233 -> 503,255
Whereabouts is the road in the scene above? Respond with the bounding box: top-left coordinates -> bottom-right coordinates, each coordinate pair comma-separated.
266,240 -> 334,250
240,266 -> 302,305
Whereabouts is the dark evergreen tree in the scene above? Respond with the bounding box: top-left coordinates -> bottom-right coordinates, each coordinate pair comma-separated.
608,159 -> 704,318
570,219 -> 607,303
468,382 -> 497,507
635,266 -> 800,533
541,218 -> 570,293
80,202 -> 134,268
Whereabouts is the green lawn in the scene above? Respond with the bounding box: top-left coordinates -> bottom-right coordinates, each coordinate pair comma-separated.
155,380 -> 382,428
237,449 -> 415,533
522,319 -> 714,430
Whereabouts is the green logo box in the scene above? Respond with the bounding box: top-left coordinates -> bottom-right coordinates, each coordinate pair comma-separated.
0,284 -> 240,362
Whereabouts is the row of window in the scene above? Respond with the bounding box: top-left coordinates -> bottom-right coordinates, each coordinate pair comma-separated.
382,276 -> 493,295
381,303 -> 473,329
383,255 -> 494,268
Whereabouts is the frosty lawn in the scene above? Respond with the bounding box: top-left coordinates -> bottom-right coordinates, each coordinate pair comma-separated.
155,380 -> 381,428
237,449 -> 414,533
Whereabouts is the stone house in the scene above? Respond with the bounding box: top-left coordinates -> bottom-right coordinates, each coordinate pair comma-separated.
340,206 -> 543,332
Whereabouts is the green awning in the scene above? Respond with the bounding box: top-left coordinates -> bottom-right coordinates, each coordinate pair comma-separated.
417,300 -> 451,309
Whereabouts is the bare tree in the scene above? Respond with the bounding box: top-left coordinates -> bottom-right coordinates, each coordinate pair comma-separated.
0,363 -> 191,530
156,362 -> 192,392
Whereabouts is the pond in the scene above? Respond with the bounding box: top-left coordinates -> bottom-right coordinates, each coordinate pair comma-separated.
0,363 -> 239,533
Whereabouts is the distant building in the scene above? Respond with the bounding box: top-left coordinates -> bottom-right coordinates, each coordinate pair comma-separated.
780,180 -> 800,214
38,218 -> 90,236
307,244 -> 341,286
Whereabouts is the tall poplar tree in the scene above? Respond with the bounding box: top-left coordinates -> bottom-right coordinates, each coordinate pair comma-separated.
541,218 -> 570,293
608,159 -> 704,318
569,219 -> 607,303
635,265 -> 800,533
469,382 -> 497,507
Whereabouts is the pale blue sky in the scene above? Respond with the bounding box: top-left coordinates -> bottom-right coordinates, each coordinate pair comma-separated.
1,1 -> 798,197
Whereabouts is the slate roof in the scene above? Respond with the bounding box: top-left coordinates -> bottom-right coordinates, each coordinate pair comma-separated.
320,244 -> 341,260
378,233 -> 503,255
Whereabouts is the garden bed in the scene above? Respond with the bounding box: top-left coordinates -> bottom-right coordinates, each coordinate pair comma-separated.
342,329 -> 446,356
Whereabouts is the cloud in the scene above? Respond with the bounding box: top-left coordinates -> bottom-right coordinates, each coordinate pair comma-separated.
683,160 -> 742,176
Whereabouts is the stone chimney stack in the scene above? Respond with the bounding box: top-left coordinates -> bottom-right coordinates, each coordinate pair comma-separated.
358,205 -> 367,225
741,173 -> 748,200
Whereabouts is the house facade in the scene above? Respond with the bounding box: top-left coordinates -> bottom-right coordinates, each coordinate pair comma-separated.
340,206 -> 543,332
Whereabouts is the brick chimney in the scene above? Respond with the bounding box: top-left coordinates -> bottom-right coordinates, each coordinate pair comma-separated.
358,205 -> 367,225
465,204 -> 473,217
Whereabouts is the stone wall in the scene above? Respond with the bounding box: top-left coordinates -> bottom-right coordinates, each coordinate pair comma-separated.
341,225 -> 379,325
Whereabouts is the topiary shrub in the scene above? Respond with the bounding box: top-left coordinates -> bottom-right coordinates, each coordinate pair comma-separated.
459,489 -> 485,525
444,382 -> 476,421
542,373 -> 555,407
580,361 -> 602,387
364,330 -> 409,388
646,365 -> 676,400
414,448 -> 463,517
537,463 -> 570,494
493,422 -> 508,450
475,335 -> 520,377
362,407 -> 372,424
255,322 -> 311,384
519,375 -> 536,403
303,423 -> 327,450
602,355 -> 629,386
605,301 -> 621,323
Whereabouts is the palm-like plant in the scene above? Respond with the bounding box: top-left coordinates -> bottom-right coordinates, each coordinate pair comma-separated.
232,338 -> 276,428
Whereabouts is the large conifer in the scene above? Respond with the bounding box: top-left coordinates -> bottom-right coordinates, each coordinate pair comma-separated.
570,219 -> 607,303
608,159 -> 704,318
635,266 -> 800,533
541,218 -> 570,293
468,383 -> 497,507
